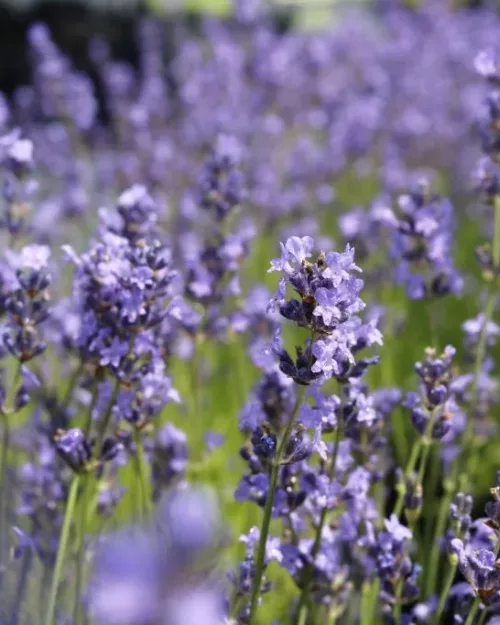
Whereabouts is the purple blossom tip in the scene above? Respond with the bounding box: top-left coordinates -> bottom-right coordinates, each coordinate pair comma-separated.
475,49 -> 499,80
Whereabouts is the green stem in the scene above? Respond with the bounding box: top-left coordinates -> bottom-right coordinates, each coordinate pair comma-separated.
248,459 -> 280,622
296,418 -> 343,625
425,200 -> 500,601
134,428 -> 152,519
44,474 -> 82,625
190,341 -> 202,416
69,381 -> 114,625
95,335 -> 136,448
425,194 -> 500,622
60,363 -> 83,413
477,606 -> 489,625
76,374 -> 125,590
381,283 -> 408,464
394,438 -> 423,518
422,449 -> 440,561
83,383 -> 98,439
493,195 -> 500,269
368,579 -> 380,625
417,439 -> 432,486
395,404 -> 441,519
0,416 -> 10,559
327,604 -> 338,625
9,537 -> 32,625
462,195 -> 500,481
392,577 -> 404,625
360,581 -> 374,625
73,474 -> 91,625
248,386 -> 306,625
464,597 -> 481,625
461,291 -> 496,462
81,380 -> 120,536
429,299 -> 440,351
432,560 -> 457,625
0,365 -> 22,561
96,379 -> 120,449
425,478 -> 454,598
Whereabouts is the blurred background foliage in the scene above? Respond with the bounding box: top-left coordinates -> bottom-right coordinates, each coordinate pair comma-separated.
0,0 -> 494,119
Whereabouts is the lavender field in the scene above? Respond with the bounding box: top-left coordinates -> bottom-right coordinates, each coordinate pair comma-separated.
1,1 -> 500,624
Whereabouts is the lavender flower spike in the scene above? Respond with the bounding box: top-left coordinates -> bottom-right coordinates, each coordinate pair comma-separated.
269,236 -> 380,384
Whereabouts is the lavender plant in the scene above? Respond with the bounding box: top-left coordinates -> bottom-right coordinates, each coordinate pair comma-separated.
2,2 -> 500,625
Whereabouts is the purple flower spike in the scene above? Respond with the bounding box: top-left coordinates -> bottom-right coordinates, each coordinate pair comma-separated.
475,49 -> 500,82
269,236 -> 314,273
405,346 -> 464,443
266,235 -> 378,385
385,180 -> 462,300
54,428 -> 92,473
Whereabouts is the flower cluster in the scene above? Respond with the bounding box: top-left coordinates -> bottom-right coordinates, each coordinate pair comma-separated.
269,236 -> 381,383
404,345 -> 463,442
0,131 -> 36,237
179,134 -> 253,343
381,180 -> 463,299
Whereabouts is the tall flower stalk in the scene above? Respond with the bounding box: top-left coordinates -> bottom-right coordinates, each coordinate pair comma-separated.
461,50 -> 500,466
460,192 -> 500,473
295,407 -> 343,625
247,386 -> 307,622
43,472 -> 81,625
424,49 -> 500,607
246,236 -> 380,623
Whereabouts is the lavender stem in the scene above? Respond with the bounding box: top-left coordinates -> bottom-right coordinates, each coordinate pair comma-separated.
0,365 -> 22,563
9,542 -> 32,625
73,473 -> 91,625
60,363 -> 83,414
425,477 -> 455,597
394,405 -> 440,519
462,195 -> 500,472
248,385 -> 306,625
427,195 -> 500,602
44,473 -> 81,625
295,413 -> 344,625
134,428 -> 152,519
393,439 -> 423,518
432,555 -> 458,625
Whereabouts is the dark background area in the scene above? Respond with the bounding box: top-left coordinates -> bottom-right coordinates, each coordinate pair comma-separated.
0,0 -> 488,108
0,0 -> 297,99
0,1 -> 146,97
